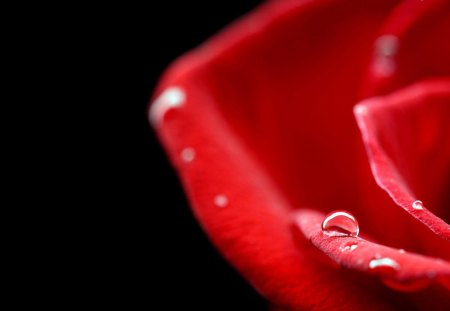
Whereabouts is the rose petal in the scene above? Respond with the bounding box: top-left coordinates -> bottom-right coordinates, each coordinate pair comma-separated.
150,0 -> 450,309
362,0 -> 450,96
295,208 -> 450,289
354,79 -> 450,245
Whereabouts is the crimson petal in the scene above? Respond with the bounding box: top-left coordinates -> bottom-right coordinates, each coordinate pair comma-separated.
354,79 -> 450,242
362,0 -> 450,96
295,209 -> 450,290
149,0 -> 449,309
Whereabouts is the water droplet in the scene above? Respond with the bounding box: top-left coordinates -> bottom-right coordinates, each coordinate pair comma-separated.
369,258 -> 400,276
180,147 -> 195,163
322,210 -> 359,237
412,200 -> 423,210
372,35 -> 399,77
354,105 -> 368,116
340,242 -> 358,252
149,87 -> 185,126
399,249 -> 405,254
375,35 -> 399,57
214,194 -> 228,208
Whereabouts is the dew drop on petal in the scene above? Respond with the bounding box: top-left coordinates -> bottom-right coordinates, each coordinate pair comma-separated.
369,258 -> 400,277
375,35 -> 399,57
149,87 -> 185,126
372,35 -> 399,77
322,210 -> 359,237
214,194 -> 228,208
412,200 -> 424,210
180,147 -> 196,163
340,242 -> 358,252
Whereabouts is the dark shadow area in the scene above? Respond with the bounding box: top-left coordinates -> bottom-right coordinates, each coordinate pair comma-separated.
130,1 -> 266,310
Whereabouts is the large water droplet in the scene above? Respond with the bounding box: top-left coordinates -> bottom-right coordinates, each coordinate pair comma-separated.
322,210 -> 359,237
412,200 -> 423,210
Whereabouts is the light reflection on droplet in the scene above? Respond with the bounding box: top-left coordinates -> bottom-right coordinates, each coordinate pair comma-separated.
354,105 -> 368,116
370,257 -> 399,269
372,35 -> 399,77
149,87 -> 185,126
214,194 -> 228,208
322,210 -> 359,237
340,242 -> 358,252
180,147 -> 196,163
369,258 -> 400,275
375,35 -> 399,56
412,200 -> 424,210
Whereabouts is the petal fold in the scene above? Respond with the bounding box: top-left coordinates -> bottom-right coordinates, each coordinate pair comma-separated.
295,208 -> 450,291
354,79 -> 450,241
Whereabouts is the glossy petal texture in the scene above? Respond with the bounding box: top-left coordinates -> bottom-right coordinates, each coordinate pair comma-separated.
150,0 -> 450,309
355,79 -> 450,241
296,209 -> 450,287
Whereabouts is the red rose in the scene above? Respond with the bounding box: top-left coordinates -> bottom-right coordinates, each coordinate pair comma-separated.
149,0 -> 450,309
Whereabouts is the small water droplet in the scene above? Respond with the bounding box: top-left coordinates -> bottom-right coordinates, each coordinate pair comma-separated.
354,105 -> 369,117
322,210 -> 359,237
340,242 -> 358,252
375,35 -> 399,57
399,249 -> 405,253
412,200 -> 423,210
372,35 -> 399,77
180,147 -> 196,163
149,87 -> 185,126
369,258 -> 400,276
214,194 -> 228,208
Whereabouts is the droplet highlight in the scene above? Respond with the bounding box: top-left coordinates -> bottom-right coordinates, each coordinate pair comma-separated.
180,147 -> 195,163
412,200 -> 423,210
149,87 -> 185,126
370,256 -> 432,292
322,210 -> 359,237
369,257 -> 400,276
375,35 -> 399,56
372,34 -> 399,77
214,194 -> 228,208
340,242 -> 358,252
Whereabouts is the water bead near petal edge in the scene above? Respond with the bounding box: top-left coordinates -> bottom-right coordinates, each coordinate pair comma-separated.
150,87 -> 186,126
412,200 -> 424,210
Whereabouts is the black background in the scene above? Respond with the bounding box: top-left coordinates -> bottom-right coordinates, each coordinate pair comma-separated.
132,1 -> 266,309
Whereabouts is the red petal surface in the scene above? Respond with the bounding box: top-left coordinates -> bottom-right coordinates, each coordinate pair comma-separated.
295,209 -> 450,288
150,0 -> 450,309
354,79 -> 450,244
362,0 -> 450,96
